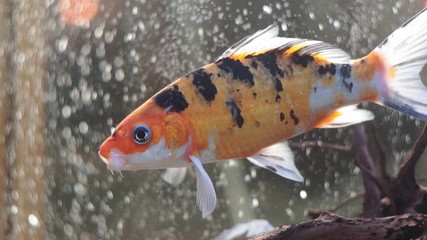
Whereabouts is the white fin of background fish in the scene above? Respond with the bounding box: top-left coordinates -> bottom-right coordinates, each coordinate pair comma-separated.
219,24 -> 350,64
214,219 -> 274,240
247,142 -> 304,182
374,8 -> 427,121
163,167 -> 187,185
189,155 -> 217,218
316,105 -> 375,128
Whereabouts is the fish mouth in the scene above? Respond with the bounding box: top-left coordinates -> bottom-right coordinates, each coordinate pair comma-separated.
98,151 -> 109,165
98,150 -> 128,171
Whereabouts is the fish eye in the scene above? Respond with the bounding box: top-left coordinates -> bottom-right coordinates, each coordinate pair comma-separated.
132,125 -> 151,144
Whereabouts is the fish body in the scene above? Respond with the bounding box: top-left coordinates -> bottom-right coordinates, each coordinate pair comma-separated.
152,50 -> 380,161
99,9 -> 427,217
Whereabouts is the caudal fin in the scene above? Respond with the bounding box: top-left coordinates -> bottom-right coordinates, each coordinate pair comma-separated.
373,8 -> 427,121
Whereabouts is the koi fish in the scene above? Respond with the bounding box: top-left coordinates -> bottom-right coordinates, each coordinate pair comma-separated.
99,9 -> 427,218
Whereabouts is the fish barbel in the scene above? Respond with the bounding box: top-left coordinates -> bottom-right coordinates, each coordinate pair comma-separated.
99,9 -> 427,217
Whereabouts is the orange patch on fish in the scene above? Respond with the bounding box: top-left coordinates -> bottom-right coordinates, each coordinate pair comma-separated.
353,52 -> 397,86
178,60 -> 315,159
370,51 -> 396,80
360,87 -> 378,102
333,92 -> 345,108
352,58 -> 376,82
229,50 -> 270,60
312,54 -> 331,64
321,76 -> 336,87
387,66 -> 396,80
59,0 -> 99,26
164,114 -> 189,150
284,44 -> 307,55
314,111 -> 342,128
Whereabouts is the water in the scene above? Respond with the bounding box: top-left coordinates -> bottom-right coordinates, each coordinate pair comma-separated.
1,0 -> 425,239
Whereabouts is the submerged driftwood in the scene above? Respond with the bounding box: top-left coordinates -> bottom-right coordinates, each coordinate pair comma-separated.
250,212 -> 427,240
251,123 -> 427,240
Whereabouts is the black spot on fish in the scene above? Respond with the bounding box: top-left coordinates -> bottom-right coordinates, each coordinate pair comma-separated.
343,81 -> 353,93
292,53 -> 314,67
275,94 -> 281,102
324,64 -> 330,72
250,60 -> 258,69
153,85 -> 189,112
280,112 -> 285,122
192,68 -> 217,102
322,63 -> 336,75
252,92 -> 257,99
226,99 -> 245,128
275,79 -> 283,92
290,109 -> 299,125
318,65 -> 326,75
340,64 -> 352,79
256,51 -> 284,77
313,87 -> 317,93
255,120 -> 261,128
266,165 -> 277,172
217,57 -> 254,87
378,38 -> 388,49
284,65 -> 293,76
330,63 -> 336,75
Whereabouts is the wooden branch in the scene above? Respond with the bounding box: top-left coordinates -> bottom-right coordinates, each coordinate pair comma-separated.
307,193 -> 364,219
370,122 -> 389,180
353,125 -> 383,217
396,124 -> 427,191
250,212 -> 427,240
393,124 -> 427,214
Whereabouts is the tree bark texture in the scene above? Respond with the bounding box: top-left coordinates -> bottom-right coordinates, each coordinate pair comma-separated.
250,212 -> 427,240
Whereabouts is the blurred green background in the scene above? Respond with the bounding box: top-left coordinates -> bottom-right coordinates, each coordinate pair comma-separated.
0,0 -> 426,239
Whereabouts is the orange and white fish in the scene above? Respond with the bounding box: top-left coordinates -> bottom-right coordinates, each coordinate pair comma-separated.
99,9 -> 427,218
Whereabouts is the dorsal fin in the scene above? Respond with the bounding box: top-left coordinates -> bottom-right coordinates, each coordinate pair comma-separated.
218,25 -> 351,64
218,25 -> 280,60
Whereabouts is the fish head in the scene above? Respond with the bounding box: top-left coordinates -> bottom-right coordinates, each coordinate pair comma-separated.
98,100 -> 191,171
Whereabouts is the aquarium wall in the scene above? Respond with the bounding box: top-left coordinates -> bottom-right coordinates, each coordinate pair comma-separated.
0,0 -> 425,239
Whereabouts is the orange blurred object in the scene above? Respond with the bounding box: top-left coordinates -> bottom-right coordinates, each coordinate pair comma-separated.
59,0 -> 99,26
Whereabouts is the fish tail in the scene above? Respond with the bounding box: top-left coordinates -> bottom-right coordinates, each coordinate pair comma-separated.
372,8 -> 427,120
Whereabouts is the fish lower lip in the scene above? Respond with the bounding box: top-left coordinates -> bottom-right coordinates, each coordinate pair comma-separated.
109,151 -> 128,170
98,151 -> 110,165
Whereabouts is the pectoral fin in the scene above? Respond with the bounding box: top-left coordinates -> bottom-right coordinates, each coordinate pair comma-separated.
189,155 -> 217,218
163,167 -> 187,185
247,142 -> 303,182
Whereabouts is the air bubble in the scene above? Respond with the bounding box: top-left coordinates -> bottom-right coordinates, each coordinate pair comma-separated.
263,5 -> 272,14
62,106 -> 71,118
28,214 -> 39,227
79,122 -> 88,134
